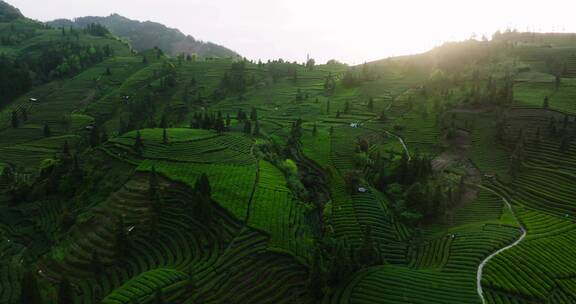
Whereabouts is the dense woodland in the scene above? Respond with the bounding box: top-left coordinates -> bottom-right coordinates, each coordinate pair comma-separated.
2,1 -> 576,303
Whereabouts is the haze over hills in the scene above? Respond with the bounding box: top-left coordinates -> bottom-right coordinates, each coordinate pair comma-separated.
3,1 -> 576,304
47,14 -> 239,58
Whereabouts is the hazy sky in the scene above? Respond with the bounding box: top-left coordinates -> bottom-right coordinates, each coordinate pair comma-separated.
6,0 -> 576,64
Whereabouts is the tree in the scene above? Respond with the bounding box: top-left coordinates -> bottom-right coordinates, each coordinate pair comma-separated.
306,58 -> 316,71
133,131 -> 144,155
226,114 -> 231,129
57,277 -> 73,304
250,107 -> 258,121
543,96 -> 549,109
243,121 -> 252,134
195,173 -> 212,197
43,123 -> 51,137
343,171 -> 362,193
162,128 -> 168,144
312,123 -> 317,136
160,115 -> 168,129
253,120 -> 260,136
356,226 -> 381,266
358,139 -> 369,153
379,110 -> 387,122
326,100 -> 331,114
214,115 -> 225,134
21,107 -> 28,121
11,110 -> 18,128
115,216 -> 129,257
89,125 -> 100,147
194,174 -> 213,222
20,269 -> 44,304
62,140 -> 70,155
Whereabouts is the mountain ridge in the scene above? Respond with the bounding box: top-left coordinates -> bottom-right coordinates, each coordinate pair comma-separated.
48,13 -> 239,58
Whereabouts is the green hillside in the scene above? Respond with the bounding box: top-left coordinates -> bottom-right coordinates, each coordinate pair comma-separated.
48,14 -> 239,59
2,1 -> 576,303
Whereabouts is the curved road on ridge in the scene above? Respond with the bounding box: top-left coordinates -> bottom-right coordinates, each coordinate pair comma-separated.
475,185 -> 527,304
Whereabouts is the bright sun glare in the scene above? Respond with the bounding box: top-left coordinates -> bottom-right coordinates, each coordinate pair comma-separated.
7,0 -> 576,63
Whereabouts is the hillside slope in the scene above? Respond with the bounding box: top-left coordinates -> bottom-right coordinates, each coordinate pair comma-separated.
0,0 -> 21,22
48,14 -> 239,58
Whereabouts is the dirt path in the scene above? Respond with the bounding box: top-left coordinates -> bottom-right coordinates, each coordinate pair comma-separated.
476,186 -> 526,304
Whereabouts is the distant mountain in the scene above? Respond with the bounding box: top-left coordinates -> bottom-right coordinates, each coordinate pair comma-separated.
0,0 -> 23,22
48,14 -> 239,58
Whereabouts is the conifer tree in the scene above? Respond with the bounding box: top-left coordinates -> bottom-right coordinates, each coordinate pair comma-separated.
356,226 -> 381,266
344,101 -> 350,113
253,120 -> 260,136
21,107 -> 28,121
133,131 -> 144,155
11,110 -> 19,128
115,216 -> 129,257
43,123 -> 51,137
226,114 -> 231,129
162,128 -> 168,144
243,121 -> 252,134
62,140 -> 70,155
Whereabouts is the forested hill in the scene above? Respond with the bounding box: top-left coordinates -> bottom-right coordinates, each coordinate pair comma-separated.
0,0 -> 21,22
48,14 -> 239,58
0,4 -> 133,111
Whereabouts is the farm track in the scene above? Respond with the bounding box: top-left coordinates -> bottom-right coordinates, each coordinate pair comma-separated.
475,185 -> 527,304
359,87 -> 414,160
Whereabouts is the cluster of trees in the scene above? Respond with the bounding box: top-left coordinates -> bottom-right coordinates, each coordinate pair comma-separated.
323,73 -> 336,96
41,41 -> 114,79
0,23 -> 36,46
267,60 -> 299,83
295,88 -> 310,102
0,20 -> 115,105
342,63 -> 377,88
117,64 -> 178,132
213,61 -> 248,100
84,23 -> 110,37
10,107 -> 29,128
308,228 -> 384,299
0,55 -> 32,107
190,111 -> 229,133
